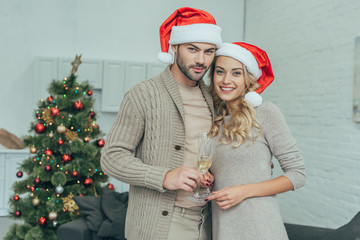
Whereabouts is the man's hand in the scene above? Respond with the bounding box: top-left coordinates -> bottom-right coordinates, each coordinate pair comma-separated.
163,166 -> 202,192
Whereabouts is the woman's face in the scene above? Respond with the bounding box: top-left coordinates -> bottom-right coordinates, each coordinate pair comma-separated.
213,56 -> 246,103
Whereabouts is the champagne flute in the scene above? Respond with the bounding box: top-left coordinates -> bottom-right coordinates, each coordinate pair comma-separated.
188,132 -> 214,202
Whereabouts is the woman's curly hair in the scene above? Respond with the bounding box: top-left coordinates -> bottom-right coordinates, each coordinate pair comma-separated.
208,57 -> 262,147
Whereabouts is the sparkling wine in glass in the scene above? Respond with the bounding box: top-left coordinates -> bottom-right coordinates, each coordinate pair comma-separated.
188,132 -> 214,202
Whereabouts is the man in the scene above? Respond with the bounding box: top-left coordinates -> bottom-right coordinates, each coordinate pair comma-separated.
100,7 -> 222,240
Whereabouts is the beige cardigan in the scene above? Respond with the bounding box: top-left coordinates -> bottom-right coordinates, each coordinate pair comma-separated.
100,66 -> 214,240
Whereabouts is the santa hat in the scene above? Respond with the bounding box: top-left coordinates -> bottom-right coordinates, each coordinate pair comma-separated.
158,7 -> 222,64
215,42 -> 274,107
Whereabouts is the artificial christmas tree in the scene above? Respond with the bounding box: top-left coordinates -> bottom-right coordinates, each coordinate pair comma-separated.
4,55 -> 110,240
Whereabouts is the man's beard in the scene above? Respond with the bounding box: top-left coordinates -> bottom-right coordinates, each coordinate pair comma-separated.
176,51 -> 209,82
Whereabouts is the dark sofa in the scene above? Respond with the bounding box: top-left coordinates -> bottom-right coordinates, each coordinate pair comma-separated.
57,191 -> 360,240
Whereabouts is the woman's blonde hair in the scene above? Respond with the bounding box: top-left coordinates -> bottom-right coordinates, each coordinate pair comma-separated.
209,57 -> 262,147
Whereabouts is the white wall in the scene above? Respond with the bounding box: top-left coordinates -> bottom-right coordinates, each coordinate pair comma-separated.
245,0 -> 360,228
0,0 -> 244,138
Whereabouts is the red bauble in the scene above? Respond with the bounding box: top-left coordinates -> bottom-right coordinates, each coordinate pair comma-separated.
14,195 -> 20,201
44,149 -> 53,156
89,111 -> 96,118
97,139 -> 105,148
108,183 -> 115,190
50,107 -> 60,116
78,193 -> 84,197
84,178 -> 93,187
87,90 -> 93,96
35,123 -> 46,134
47,96 -> 53,102
34,177 -> 41,186
16,171 -> 23,178
71,170 -> 78,178
14,210 -> 21,217
38,216 -> 48,226
62,154 -> 71,163
74,101 -> 83,110
58,139 -> 64,146
45,165 -> 52,172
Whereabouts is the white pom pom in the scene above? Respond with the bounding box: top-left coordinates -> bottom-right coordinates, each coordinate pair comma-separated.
245,92 -> 262,107
158,52 -> 173,64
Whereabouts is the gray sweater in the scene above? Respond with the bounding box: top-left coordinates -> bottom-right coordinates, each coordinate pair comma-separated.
211,101 -> 306,240
100,66 -> 214,240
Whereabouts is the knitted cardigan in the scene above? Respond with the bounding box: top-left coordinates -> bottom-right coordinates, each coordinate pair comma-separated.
100,66 -> 214,240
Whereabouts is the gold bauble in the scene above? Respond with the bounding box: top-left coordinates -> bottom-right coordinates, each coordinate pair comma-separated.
48,211 -> 58,220
32,197 -> 40,206
84,136 -> 90,142
48,131 -> 54,138
30,146 -> 37,154
57,124 -> 66,134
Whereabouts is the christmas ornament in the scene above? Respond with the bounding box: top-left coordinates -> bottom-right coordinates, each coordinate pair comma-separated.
71,170 -> 78,178
14,195 -> 20,201
62,154 -> 71,163
83,136 -> 90,142
89,110 -> 96,118
44,149 -> 53,156
34,177 -> 41,186
108,183 -> 115,190
30,186 -> 35,192
38,216 -> 48,226
16,171 -> 23,178
71,55 -> 82,75
84,178 -> 93,187
30,146 -> 37,153
57,124 -> 66,134
45,165 -> 52,172
58,138 -> 64,146
56,185 -> 64,194
62,193 -> 79,212
53,221 -> 59,227
47,96 -> 53,102
32,197 -> 40,206
97,139 -> 105,147
48,211 -> 58,220
50,107 -> 59,116
87,90 -> 93,96
74,101 -> 83,110
48,131 -> 54,138
14,210 -> 21,217
35,123 -> 46,134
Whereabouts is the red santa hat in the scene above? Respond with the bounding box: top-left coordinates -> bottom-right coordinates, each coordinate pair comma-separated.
215,42 -> 274,107
158,7 -> 222,64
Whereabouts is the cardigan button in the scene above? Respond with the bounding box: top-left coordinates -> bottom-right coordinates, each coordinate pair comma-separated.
175,145 -> 181,150
162,211 -> 168,216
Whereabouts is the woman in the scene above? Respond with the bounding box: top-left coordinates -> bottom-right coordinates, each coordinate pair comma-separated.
205,42 -> 306,240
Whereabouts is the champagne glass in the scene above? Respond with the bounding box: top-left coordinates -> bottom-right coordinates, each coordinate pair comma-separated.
188,132 -> 214,202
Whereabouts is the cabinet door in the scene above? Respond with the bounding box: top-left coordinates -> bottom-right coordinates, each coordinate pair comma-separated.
0,153 -> 29,216
101,61 -> 126,112
124,62 -> 147,94
146,62 -> 166,79
58,58 -> 103,89
35,57 -> 58,99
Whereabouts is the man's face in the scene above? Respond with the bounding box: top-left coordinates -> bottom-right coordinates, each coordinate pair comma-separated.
172,43 -> 216,82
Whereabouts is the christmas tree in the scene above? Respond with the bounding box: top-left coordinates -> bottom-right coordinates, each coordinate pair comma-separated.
4,55 -> 111,240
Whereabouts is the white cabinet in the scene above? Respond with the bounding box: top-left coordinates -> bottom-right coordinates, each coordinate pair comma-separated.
0,149 -> 29,216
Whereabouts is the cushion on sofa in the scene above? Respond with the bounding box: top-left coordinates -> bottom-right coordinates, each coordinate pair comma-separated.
73,195 -> 105,232
97,191 -> 128,240
321,212 -> 360,240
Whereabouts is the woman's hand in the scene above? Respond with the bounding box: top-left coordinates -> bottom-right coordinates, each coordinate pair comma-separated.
205,185 -> 249,210
200,171 -> 214,188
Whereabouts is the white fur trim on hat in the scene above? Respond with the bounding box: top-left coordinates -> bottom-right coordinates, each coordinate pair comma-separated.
158,52 -> 174,64
169,23 -> 222,47
216,43 -> 262,80
245,92 -> 262,107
